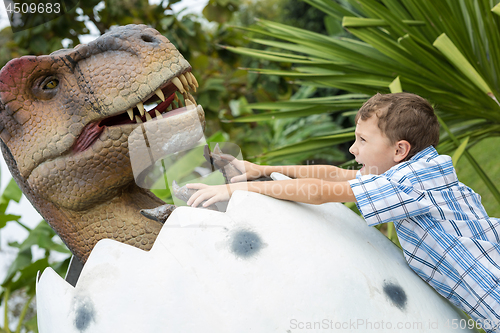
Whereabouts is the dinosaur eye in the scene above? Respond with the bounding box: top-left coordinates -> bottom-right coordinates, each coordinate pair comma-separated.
43,79 -> 59,90
33,75 -> 60,100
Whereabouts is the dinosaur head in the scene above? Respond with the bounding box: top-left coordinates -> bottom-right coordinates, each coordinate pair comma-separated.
0,24 -> 205,261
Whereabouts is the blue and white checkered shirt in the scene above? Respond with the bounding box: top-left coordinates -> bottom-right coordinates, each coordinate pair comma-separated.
349,146 -> 500,331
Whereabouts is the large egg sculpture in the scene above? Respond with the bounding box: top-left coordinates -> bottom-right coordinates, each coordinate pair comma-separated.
36,174 -> 477,332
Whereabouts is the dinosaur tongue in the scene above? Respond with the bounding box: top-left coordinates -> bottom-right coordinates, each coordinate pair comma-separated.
73,122 -> 104,153
153,93 -> 176,114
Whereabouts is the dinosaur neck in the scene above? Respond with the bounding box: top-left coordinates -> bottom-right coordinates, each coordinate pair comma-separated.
57,184 -> 165,263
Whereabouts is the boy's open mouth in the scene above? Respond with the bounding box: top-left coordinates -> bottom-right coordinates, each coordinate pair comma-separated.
359,163 -> 365,173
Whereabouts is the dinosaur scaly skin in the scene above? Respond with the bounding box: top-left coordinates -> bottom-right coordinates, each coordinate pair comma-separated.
0,25 -> 205,263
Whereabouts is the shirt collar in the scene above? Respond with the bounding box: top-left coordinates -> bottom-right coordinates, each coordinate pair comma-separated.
410,145 -> 438,161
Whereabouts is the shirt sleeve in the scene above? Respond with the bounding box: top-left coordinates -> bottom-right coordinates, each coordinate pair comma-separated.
348,171 -> 430,226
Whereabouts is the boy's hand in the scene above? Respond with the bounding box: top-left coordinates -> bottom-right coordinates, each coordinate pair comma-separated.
220,155 -> 264,183
186,183 -> 231,208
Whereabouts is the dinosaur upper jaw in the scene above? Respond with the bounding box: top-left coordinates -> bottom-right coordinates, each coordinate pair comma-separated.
73,70 -> 200,153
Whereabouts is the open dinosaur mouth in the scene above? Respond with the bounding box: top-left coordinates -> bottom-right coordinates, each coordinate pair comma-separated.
73,71 -> 199,153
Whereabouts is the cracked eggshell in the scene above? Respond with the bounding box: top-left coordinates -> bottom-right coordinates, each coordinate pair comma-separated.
36,190 -> 477,332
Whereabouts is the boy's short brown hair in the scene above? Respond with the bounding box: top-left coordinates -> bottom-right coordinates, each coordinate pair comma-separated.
355,92 -> 440,160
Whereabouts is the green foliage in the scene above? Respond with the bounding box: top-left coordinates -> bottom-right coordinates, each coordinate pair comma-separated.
0,180 -> 70,332
203,0 -> 240,23
456,137 -> 500,217
438,115 -> 500,204
203,0 -> 352,164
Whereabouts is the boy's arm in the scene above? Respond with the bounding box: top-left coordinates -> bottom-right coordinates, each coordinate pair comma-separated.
186,179 -> 355,207
224,155 -> 357,182
257,165 -> 358,182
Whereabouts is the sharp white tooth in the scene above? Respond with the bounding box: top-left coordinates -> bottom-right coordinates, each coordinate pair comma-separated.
187,93 -> 196,105
155,89 -> 165,102
188,72 -> 199,88
145,113 -> 152,122
155,110 -> 162,119
185,72 -> 193,85
137,102 -> 145,116
127,108 -> 134,120
186,99 -> 195,107
179,74 -> 189,90
173,94 -> 180,108
182,93 -> 189,107
185,72 -> 197,92
172,77 -> 185,93
135,115 -> 143,123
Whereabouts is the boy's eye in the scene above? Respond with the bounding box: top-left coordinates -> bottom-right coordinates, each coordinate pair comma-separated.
360,137 -> 366,142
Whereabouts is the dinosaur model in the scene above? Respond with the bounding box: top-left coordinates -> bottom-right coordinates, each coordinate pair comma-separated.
0,24 -> 205,263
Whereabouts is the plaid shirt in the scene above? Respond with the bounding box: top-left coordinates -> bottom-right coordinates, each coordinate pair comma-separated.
348,146 -> 500,331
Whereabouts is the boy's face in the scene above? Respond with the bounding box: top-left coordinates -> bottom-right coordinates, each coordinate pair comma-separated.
349,115 -> 400,175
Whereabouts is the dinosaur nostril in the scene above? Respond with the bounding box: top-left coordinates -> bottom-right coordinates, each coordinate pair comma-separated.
141,34 -> 155,43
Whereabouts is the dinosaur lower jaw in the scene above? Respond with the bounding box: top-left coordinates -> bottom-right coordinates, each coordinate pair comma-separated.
73,74 -> 199,153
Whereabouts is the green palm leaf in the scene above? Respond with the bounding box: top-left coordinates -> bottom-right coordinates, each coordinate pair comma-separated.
256,131 -> 355,162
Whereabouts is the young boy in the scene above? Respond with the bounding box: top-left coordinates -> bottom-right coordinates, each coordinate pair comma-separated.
186,92 -> 500,330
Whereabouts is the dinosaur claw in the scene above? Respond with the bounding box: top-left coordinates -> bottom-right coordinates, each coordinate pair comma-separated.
141,204 -> 176,223
203,144 -> 243,184
213,143 -> 222,154
171,180 -> 197,202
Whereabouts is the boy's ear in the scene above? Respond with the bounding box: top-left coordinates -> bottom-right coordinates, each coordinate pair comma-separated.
394,140 -> 411,163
